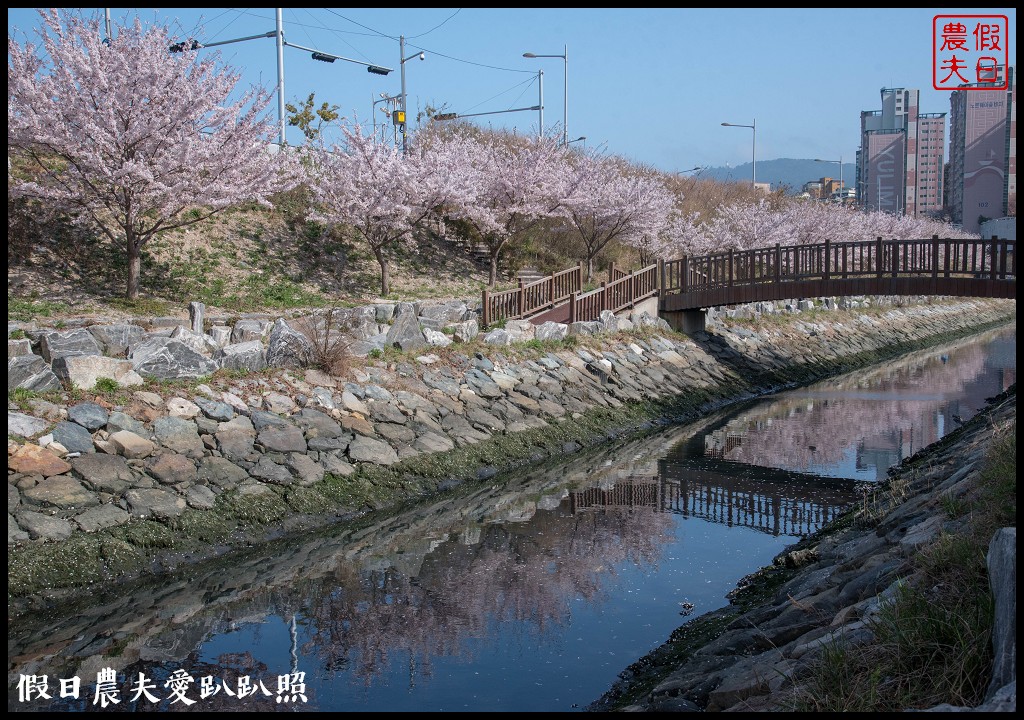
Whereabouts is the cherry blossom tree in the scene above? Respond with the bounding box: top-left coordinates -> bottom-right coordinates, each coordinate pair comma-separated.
306,120 -> 474,296
443,131 -> 576,287
564,155 -> 676,280
7,9 -> 296,299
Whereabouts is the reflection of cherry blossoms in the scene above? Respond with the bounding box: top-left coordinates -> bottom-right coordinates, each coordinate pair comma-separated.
299,504 -> 674,685
707,341 -> 991,473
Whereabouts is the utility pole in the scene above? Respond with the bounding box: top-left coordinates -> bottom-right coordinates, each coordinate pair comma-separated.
538,70 -> 544,139
275,9 -> 286,145
400,35 -> 408,153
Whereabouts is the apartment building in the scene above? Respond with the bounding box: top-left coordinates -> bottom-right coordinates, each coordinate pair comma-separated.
948,65 -> 1016,234
856,87 -> 946,218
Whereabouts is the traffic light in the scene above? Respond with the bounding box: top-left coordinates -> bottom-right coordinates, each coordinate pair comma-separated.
311,52 -> 336,63
367,66 -> 391,76
169,39 -> 202,53
435,113 -> 458,121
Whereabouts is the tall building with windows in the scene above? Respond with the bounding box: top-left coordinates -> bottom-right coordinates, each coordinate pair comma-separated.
948,65 -> 1016,234
856,88 -> 946,218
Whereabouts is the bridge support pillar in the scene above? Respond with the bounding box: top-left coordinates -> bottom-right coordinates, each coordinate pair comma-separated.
661,308 -> 706,334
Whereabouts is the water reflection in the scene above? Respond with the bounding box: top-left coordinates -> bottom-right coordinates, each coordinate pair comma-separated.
8,325 -> 1013,713
701,327 -> 1015,480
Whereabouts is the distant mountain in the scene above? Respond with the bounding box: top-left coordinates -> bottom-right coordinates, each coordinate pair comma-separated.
699,158 -> 857,195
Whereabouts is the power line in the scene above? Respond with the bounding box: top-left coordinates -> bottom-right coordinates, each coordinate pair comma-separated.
321,8 -> 396,39
407,9 -> 462,39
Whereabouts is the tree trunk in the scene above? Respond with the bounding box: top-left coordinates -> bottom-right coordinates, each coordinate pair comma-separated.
126,234 -> 141,300
374,247 -> 390,296
586,255 -> 595,283
489,253 -> 498,288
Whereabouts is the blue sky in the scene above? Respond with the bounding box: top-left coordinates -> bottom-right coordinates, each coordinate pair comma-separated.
7,8 -> 1017,175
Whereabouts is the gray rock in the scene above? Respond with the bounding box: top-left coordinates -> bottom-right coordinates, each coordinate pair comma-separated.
535,321 -> 568,342
67,402 -> 109,431
87,324 -> 146,356
197,457 -> 249,488
451,319 -> 479,343
348,435 -> 399,465
51,420 -> 96,454
8,514 -> 29,543
249,457 -> 294,485
170,326 -> 219,357
186,484 -> 217,510
17,510 -> 74,541
188,301 -> 205,334
51,355 -> 144,390
23,476 -> 99,509
286,452 -> 325,485
125,488 -> 187,519
39,328 -> 103,363
8,412 -> 50,438
194,397 -> 235,422
8,355 -> 61,392
987,528 -> 1016,699
258,425 -> 307,453
385,308 -> 427,352
106,411 -> 149,437
230,318 -> 272,344
73,504 -> 130,532
70,454 -> 136,493
108,430 -> 156,459
265,319 -> 314,369
8,338 -> 32,357
129,337 -> 218,380
209,325 -> 233,347
152,416 -> 205,457
216,340 -> 268,373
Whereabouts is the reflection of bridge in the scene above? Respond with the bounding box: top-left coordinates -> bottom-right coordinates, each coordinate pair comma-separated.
661,237 -> 1015,315
567,460 -> 856,538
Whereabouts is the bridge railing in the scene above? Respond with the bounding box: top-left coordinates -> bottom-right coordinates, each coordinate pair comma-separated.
481,262 -> 585,327
662,236 -> 1016,294
567,264 -> 659,323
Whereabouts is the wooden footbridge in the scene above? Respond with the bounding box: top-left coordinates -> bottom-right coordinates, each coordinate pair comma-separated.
480,236 -> 1016,329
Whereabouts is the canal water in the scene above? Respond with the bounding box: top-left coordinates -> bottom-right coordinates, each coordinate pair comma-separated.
8,324 -> 1015,713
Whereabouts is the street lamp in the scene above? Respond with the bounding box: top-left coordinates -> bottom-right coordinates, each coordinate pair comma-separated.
676,166 -> 703,175
399,35 -> 425,154
721,120 -> 756,187
567,136 -> 586,146
815,157 -> 844,201
523,45 -> 568,146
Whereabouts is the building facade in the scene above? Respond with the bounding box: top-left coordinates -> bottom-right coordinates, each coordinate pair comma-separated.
856,87 -> 946,218
948,66 -> 1016,235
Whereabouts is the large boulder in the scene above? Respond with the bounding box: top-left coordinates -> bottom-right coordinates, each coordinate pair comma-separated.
265,319 -> 314,369
51,355 -> 144,390
385,308 -> 427,352
8,355 -> 61,392
39,329 -> 102,363
129,338 -> 218,380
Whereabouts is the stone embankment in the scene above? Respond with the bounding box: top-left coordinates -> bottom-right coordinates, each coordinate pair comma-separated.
588,390 -> 1016,713
7,297 -> 1015,603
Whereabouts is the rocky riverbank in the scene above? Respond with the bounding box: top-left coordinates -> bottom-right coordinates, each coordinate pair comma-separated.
8,297 -> 1016,611
587,387 -> 1016,713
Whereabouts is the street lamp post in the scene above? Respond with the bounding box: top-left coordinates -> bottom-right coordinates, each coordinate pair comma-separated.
523,45 -> 567,146
721,120 -> 756,187
814,157 -> 844,201
399,35 -> 425,154
566,136 -> 586,146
